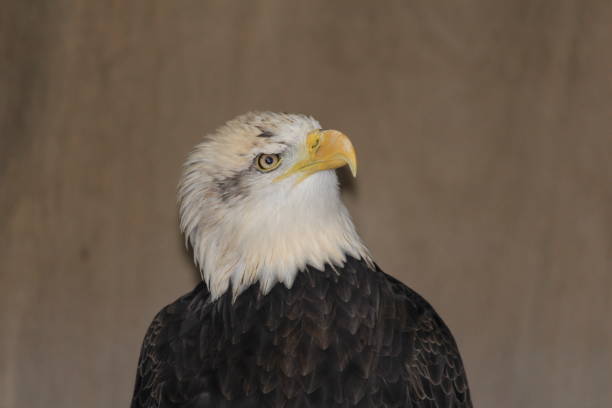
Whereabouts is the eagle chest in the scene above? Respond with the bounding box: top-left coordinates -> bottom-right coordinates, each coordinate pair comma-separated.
173,264 -> 413,406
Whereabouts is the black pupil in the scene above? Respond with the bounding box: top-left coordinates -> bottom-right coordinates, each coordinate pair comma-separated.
264,156 -> 274,165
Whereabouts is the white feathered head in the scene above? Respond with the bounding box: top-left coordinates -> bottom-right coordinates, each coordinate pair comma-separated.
179,112 -> 371,299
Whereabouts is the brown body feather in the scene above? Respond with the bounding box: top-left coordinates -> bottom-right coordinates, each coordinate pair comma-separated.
131,257 -> 472,408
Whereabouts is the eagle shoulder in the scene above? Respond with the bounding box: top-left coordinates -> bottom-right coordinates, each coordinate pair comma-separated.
131,283 -> 211,408
381,271 -> 473,407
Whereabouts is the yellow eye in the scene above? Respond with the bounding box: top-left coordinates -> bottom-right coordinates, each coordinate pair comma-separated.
256,153 -> 282,172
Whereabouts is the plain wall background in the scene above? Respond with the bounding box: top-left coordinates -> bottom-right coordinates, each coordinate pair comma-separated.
1,1 -> 611,407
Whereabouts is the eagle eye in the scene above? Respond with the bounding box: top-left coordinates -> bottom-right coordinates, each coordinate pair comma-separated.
256,153 -> 282,172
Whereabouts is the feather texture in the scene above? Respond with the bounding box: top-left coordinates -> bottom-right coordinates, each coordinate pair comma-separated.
131,257 -> 472,408
177,112 -> 371,299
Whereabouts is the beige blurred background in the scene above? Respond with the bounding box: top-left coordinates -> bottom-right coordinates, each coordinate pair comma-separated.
1,1 -> 611,407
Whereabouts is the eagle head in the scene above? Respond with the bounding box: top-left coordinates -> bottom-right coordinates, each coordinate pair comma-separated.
179,112 -> 371,299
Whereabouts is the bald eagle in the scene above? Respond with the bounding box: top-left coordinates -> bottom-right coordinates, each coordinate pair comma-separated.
131,112 -> 472,408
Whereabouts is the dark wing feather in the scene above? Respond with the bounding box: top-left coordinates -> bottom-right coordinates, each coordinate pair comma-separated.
131,283 -> 211,408
131,313 -> 164,408
384,273 -> 472,408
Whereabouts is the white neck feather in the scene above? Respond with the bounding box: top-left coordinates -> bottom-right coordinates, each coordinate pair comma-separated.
180,170 -> 371,300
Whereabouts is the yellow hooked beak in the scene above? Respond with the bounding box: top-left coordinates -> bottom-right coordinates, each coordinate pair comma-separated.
274,129 -> 357,184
